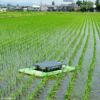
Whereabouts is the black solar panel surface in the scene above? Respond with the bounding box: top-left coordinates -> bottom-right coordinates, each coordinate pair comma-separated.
35,61 -> 62,69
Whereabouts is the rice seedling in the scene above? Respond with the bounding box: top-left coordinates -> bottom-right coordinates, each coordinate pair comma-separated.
0,12 -> 100,100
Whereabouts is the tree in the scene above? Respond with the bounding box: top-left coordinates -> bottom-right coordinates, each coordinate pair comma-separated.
88,1 -> 94,11
76,0 -> 82,6
52,1 -> 55,6
80,1 -> 94,12
95,0 -> 100,11
80,4 -> 87,12
96,0 -> 99,6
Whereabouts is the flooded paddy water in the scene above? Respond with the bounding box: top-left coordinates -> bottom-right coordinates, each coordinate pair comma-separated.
0,12 -> 100,100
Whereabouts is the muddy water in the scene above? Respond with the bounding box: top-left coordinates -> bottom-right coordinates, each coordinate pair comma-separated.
53,22 -> 86,100
22,79 -> 41,100
37,22 -> 84,100
39,80 -> 56,100
90,21 -> 100,100
55,74 -> 71,100
71,22 -> 94,99
73,22 -> 87,66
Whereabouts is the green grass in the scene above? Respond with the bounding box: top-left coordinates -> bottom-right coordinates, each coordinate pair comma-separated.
0,12 -> 100,100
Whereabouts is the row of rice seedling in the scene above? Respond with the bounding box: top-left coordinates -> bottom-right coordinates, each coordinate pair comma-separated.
89,16 -> 100,100
0,17 -> 77,99
0,74 -> 24,97
0,14 -> 55,98
34,26 -> 73,62
0,13 -> 66,43
10,76 -> 35,100
45,21 -> 81,60
83,17 -> 97,100
28,78 -> 49,100
52,16 -> 85,56
55,18 -> 86,96
7,29 -> 64,99
4,19 -> 74,99
0,14 -> 72,79
26,23 -> 80,100
91,13 -> 100,38
49,24 -> 81,61
64,23 -> 86,61
0,25 -> 51,51
23,16 -> 84,100
72,19 -> 89,70
0,18 -> 83,98
0,14 -> 75,54
45,19 -> 85,100
46,74 -> 66,100
68,20 -> 87,65
94,21 -> 100,39
0,12 -> 78,45
0,12 -> 100,100
36,24 -> 77,62
65,18 -> 90,99
11,14 -> 84,100
33,23 -> 83,100
69,17 -> 94,99
27,30 -> 70,98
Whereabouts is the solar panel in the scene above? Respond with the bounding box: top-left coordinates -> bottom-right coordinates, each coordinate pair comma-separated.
35,61 -> 62,70
34,61 -> 69,72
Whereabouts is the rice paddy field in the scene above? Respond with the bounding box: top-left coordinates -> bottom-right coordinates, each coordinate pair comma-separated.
0,12 -> 100,100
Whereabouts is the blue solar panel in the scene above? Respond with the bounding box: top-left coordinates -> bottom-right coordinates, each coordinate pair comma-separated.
35,61 -> 62,70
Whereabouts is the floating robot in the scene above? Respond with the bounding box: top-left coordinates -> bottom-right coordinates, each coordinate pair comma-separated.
19,61 -> 75,77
